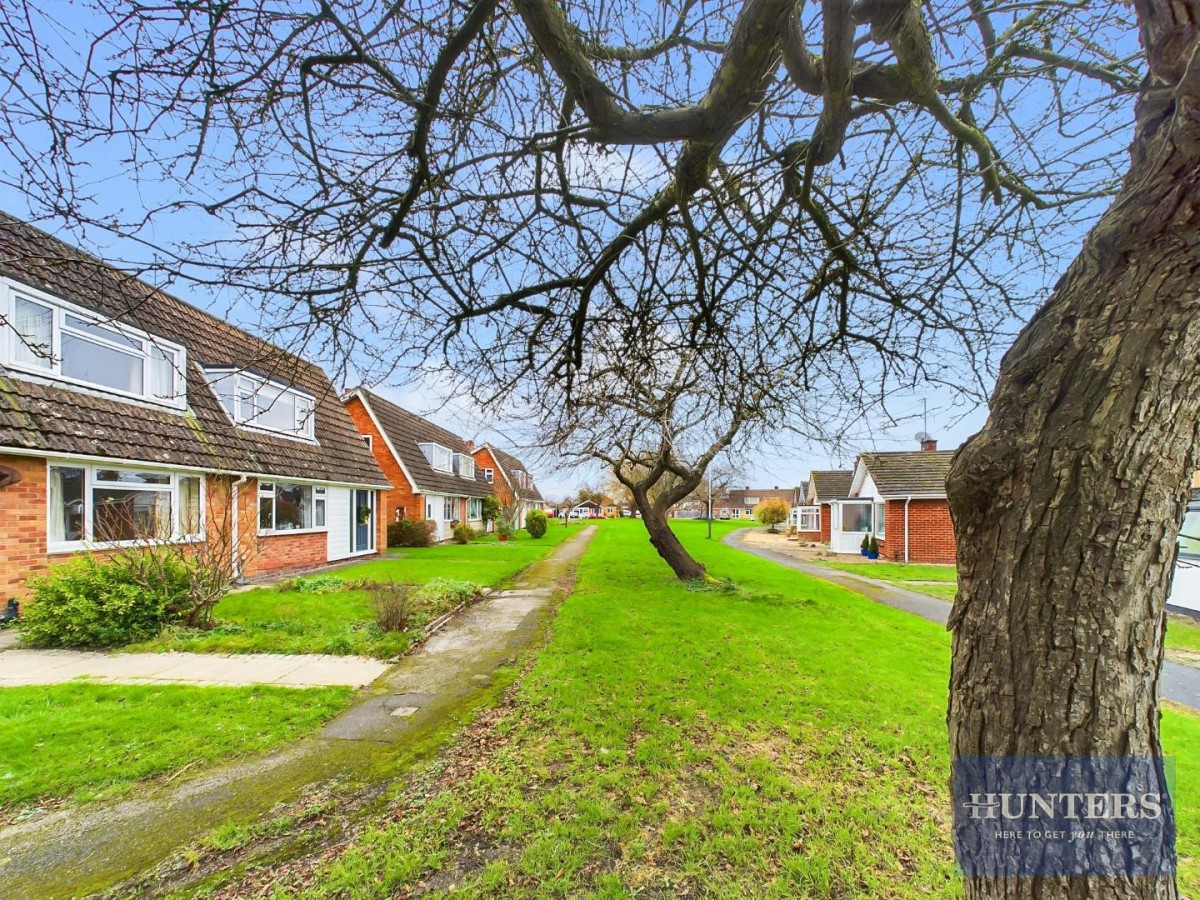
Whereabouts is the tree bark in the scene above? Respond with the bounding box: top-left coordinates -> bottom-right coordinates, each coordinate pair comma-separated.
634,490 -> 707,580
945,4 -> 1200,895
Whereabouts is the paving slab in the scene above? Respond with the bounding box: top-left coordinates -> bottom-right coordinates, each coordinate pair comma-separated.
0,649 -> 389,689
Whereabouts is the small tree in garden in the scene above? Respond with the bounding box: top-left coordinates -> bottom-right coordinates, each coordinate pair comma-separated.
525,509 -> 548,539
482,495 -> 502,531
754,499 -> 790,534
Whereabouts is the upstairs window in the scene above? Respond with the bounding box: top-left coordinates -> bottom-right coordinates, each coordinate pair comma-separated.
206,370 -> 316,439
483,468 -> 494,484
452,453 -> 475,479
420,442 -> 453,473
2,280 -> 186,408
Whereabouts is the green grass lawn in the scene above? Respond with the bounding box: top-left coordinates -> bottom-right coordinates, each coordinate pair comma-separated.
816,558 -> 959,601
0,683 -> 351,816
254,518 -> 1200,898
128,526 -> 584,658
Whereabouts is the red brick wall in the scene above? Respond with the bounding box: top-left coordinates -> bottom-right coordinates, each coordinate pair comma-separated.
344,395 -> 417,533
472,448 -> 510,505
880,498 -> 956,564
819,503 -> 832,544
0,454 -> 49,598
244,528 -> 328,576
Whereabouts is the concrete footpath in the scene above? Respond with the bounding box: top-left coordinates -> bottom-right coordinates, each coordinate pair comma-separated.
0,525 -> 597,900
0,648 -> 390,688
724,528 -> 1200,713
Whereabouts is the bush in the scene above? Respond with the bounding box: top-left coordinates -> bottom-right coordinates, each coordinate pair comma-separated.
388,518 -> 436,548
276,574 -> 345,594
754,498 -> 791,533
412,577 -> 482,611
372,581 -> 412,633
21,554 -> 194,648
452,522 -> 474,544
525,509 -> 548,538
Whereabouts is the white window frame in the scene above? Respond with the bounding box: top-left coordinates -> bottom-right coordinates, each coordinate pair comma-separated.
443,496 -> 455,520
468,497 -> 483,521
205,369 -> 317,440
797,505 -> 820,532
452,453 -> 476,479
257,480 -> 328,535
2,278 -> 187,409
484,468 -> 494,484
419,442 -> 453,473
46,462 -> 205,553
874,501 -> 886,538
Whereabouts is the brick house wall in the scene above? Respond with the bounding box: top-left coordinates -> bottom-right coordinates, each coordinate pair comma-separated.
344,394 -> 419,527
472,447 -> 510,505
879,498 -> 956,564
819,503 -> 832,544
0,454 -> 49,598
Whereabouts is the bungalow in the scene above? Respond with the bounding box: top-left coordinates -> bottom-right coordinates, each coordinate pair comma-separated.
0,212 -> 389,598
827,440 -> 956,563
471,444 -> 545,529
712,486 -> 796,521
793,471 -> 852,542
343,389 -> 492,541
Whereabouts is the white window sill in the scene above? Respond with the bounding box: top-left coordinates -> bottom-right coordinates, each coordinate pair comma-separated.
47,535 -> 205,555
259,526 -> 328,537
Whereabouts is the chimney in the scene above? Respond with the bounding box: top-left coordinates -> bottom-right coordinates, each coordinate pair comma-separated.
464,440 -> 474,452
773,485 -> 779,490
921,437 -> 938,452
745,484 -> 751,490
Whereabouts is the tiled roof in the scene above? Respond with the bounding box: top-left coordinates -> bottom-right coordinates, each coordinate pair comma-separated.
354,389 -> 491,498
0,212 -> 388,487
858,450 -> 956,497
717,487 -> 795,508
809,470 -> 854,502
486,445 -> 545,502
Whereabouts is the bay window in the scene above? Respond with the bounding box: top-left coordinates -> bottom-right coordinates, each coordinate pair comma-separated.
259,481 -> 326,533
48,464 -> 203,548
3,282 -> 186,407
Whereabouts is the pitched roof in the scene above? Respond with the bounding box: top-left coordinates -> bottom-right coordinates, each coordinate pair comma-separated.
0,212 -> 387,486
717,487 -> 795,508
808,470 -> 854,502
858,450 -> 956,497
484,445 -> 544,502
352,389 -> 491,498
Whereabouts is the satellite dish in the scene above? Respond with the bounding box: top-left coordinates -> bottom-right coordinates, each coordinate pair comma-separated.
915,431 -> 932,442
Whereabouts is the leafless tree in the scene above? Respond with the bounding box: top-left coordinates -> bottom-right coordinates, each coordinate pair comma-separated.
0,0 -> 1186,893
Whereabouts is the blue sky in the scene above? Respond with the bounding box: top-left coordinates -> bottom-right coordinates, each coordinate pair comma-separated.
0,1 -> 1138,499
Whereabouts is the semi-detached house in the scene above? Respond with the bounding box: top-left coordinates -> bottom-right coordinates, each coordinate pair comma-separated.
0,212 -> 389,597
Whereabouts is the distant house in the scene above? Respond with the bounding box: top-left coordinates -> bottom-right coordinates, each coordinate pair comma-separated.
827,440 -> 956,563
472,444 -> 545,528
712,486 -> 795,521
0,212 -> 389,598
343,389 -> 491,541
794,471 -> 852,542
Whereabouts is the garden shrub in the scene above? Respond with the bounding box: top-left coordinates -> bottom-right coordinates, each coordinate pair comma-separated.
287,574 -> 345,594
412,577 -> 481,613
387,518 -> 436,548
452,522 -> 474,545
525,509 -> 548,538
372,581 -> 412,633
21,554 -> 194,648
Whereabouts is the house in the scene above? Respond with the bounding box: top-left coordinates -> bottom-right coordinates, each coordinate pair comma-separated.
343,389 -> 491,541
711,486 -> 795,521
826,440 -> 956,563
0,212 -> 390,598
471,444 -> 545,528
793,471 -> 852,542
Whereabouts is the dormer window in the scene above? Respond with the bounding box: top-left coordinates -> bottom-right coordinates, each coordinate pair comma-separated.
206,369 -> 316,439
419,442 -> 453,473
1,278 -> 186,409
453,453 -> 475,479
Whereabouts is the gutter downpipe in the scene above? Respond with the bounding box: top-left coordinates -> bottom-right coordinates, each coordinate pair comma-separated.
904,496 -> 912,563
231,474 -> 251,581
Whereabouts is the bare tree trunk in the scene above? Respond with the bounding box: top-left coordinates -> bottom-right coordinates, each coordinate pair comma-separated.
945,7 -> 1200,894
634,490 -> 707,580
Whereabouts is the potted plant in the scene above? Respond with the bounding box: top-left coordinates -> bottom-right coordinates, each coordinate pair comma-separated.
496,518 -> 513,542
866,535 -> 880,560
860,534 -> 870,556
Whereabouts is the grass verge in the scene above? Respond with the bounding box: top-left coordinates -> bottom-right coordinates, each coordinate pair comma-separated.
0,682 -> 351,819
126,526 -> 584,657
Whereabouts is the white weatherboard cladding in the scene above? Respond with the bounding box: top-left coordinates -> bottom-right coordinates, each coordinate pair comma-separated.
326,486 -> 352,560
